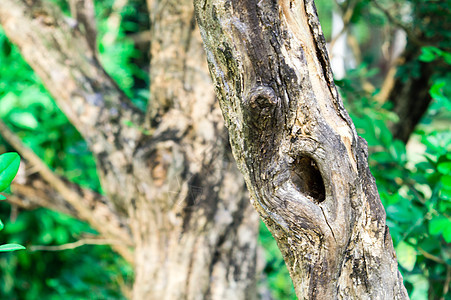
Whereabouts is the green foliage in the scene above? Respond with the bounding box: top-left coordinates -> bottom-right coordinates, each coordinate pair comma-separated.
419,47 -> 451,65
314,0 -> 335,40
0,244 -> 26,252
96,0 -> 149,111
0,206 -> 132,299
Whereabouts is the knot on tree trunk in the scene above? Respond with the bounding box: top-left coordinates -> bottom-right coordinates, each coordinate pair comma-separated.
244,85 -> 279,129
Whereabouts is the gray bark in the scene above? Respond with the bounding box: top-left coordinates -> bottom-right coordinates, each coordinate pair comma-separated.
194,0 -> 408,299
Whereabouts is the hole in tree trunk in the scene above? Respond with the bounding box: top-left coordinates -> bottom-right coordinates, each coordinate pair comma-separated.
290,154 -> 326,202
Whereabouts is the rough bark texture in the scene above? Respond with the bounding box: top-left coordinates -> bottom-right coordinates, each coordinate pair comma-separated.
0,0 -> 259,299
194,0 -> 408,299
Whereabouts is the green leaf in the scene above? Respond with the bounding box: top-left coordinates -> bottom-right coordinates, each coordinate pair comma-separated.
0,92 -> 18,117
443,54 -> 451,65
440,188 -> 451,200
0,152 -> 20,192
0,219 -> 3,231
0,243 -> 25,252
437,162 -> 451,174
443,225 -> 451,243
389,140 -> 406,164
8,111 -> 39,130
405,274 -> 429,300
441,175 -> 451,188
429,216 -> 451,236
0,194 -> 6,200
396,242 -> 416,271
430,80 -> 448,102
379,126 -> 393,148
419,46 -> 442,63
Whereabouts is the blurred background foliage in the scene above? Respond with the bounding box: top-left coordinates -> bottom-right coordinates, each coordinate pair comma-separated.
0,0 -> 450,299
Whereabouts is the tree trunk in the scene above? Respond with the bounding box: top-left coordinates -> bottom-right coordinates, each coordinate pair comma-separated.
0,0 -> 259,299
194,0 -> 408,299
386,0 -> 450,143
389,46 -> 434,143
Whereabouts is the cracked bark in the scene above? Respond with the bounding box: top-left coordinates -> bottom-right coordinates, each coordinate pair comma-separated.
194,0 -> 408,299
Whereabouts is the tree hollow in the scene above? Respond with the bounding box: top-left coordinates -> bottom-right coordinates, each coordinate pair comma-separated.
290,154 -> 325,202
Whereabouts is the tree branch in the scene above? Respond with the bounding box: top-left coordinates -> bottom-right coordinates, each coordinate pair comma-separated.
145,0 -> 208,126
29,238 -> 123,252
418,247 -> 445,265
0,0 -> 146,214
329,0 -> 356,52
0,0 -> 144,157
9,173 -> 134,264
194,0 -> 408,298
0,119 -> 93,220
69,0 -> 98,54
372,0 -> 424,47
0,120 -> 133,263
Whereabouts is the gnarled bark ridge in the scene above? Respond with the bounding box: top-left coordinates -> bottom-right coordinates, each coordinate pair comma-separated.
194,0 -> 408,299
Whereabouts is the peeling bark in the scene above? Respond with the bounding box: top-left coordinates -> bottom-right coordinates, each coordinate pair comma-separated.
194,0 -> 408,298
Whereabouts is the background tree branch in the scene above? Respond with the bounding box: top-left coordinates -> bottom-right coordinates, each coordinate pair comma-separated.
0,0 -> 144,146
0,0 -> 149,213
69,0 -> 98,54
0,119 -> 133,263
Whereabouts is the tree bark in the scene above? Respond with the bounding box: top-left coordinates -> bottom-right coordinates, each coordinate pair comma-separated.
194,0 -> 408,299
0,0 -> 259,299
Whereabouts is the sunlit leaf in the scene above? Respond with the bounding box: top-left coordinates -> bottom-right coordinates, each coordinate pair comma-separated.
405,274 -> 429,300
443,225 -> 451,243
430,80 -> 448,102
437,162 -> 451,174
396,242 -> 416,271
440,188 -> 451,201
8,111 -> 39,130
389,140 -> 406,164
0,92 -> 18,117
441,175 -> 451,187
0,152 -> 20,192
0,243 -> 26,252
429,216 -> 451,236
419,46 -> 441,62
